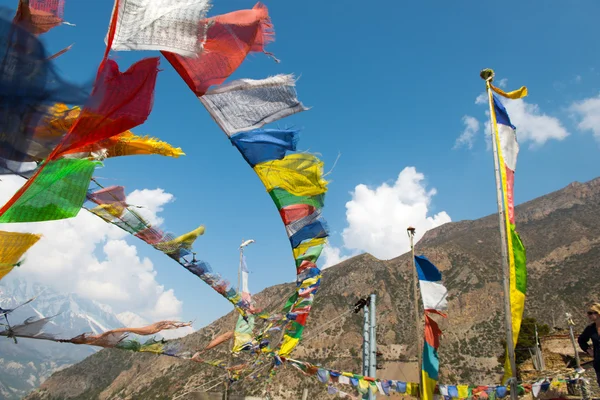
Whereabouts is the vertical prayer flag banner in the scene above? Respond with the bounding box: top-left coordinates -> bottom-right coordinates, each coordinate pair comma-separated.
107,0 -> 211,57
200,75 -> 308,136
489,82 -> 528,383
163,2 -> 275,96
415,256 -> 447,400
0,231 -> 41,280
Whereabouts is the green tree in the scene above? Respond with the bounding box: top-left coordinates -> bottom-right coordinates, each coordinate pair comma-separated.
498,317 -> 550,367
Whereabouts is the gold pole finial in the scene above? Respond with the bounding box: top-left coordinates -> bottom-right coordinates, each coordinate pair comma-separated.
480,68 -> 495,82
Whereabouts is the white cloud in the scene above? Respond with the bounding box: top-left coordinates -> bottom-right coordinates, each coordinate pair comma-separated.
501,98 -> 569,146
475,92 -> 488,105
570,94 -> 600,141
328,167 -> 451,261
474,90 -> 569,147
454,115 -> 480,150
127,188 -> 174,226
320,244 -> 352,269
0,176 -> 191,335
497,78 -> 508,88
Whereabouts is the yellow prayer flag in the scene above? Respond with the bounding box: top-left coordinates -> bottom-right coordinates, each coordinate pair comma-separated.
0,231 -> 41,280
490,84 -> 528,100
154,226 -> 205,254
254,154 -> 328,197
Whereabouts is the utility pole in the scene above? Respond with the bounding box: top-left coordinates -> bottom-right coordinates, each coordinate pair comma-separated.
361,295 -> 375,400
369,294 -> 377,400
362,299 -> 370,377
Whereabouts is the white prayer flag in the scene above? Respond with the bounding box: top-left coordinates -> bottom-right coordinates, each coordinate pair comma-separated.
107,0 -> 211,57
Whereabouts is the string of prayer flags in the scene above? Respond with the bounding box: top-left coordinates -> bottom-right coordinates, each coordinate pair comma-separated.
163,2 -> 276,96
182,259 -> 252,319
85,182 -> 253,317
106,0 -> 211,57
200,75 -> 308,136
488,82 -> 528,384
62,321 -> 191,347
225,126 -> 328,358
288,357 -> 574,400
0,231 -> 41,281
0,315 -> 190,352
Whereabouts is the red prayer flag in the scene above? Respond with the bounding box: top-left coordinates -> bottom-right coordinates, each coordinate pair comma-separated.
162,2 -> 275,97
14,0 -> 65,35
48,57 -> 159,159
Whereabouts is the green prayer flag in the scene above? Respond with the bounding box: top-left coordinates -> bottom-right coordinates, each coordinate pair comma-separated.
0,159 -> 99,223
269,188 -> 325,210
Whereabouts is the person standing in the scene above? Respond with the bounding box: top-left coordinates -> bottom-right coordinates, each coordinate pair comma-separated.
578,303 -> 600,387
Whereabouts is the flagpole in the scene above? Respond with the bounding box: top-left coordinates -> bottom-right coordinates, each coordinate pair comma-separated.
407,226 -> 423,396
480,68 -> 518,400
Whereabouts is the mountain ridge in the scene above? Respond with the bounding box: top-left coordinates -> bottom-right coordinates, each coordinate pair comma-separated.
22,177 -> 600,399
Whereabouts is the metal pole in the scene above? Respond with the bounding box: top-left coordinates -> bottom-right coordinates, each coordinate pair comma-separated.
369,294 -> 377,400
363,303 -> 370,376
481,69 -> 518,400
362,302 -> 370,400
566,313 -> 582,371
238,240 -> 244,293
407,227 -> 423,396
302,388 -> 309,400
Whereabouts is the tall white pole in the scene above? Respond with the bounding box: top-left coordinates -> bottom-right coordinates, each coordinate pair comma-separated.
369,294 -> 377,400
363,303 -> 370,377
407,227 -> 423,396
481,69 -> 518,400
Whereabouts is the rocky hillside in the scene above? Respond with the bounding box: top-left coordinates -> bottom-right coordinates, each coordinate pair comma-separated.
25,178 -> 600,400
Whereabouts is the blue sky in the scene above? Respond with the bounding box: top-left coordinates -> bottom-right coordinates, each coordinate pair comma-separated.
2,0 -> 600,331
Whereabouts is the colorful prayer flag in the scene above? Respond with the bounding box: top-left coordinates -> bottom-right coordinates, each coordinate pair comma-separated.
489,84 -> 528,383
163,2 -> 276,96
0,231 -> 41,280
414,255 -> 448,311
14,0 -> 66,35
200,75 -> 308,136
415,256 -> 447,400
0,159 -> 99,223
107,0 -> 211,57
